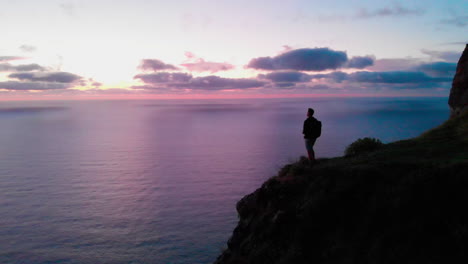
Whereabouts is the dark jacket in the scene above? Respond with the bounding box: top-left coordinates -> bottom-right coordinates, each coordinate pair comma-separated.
303,117 -> 319,139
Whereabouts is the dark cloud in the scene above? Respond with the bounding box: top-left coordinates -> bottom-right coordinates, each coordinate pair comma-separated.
308,84 -> 331,90
8,72 -> 82,83
274,82 -> 296,88
356,4 -> 424,18
258,71 -> 312,83
310,71 -> 452,84
181,59 -> 234,73
19,45 -> 37,53
309,71 -> 348,83
0,63 -> 47,72
135,74 -> 265,91
346,56 -> 375,69
0,56 -> 24,62
349,71 -> 451,84
0,81 -> 71,90
421,49 -> 462,62
441,15 -> 468,27
247,48 -> 348,71
134,72 -> 193,83
415,62 -> 457,77
139,59 -> 179,71
173,76 -> 266,90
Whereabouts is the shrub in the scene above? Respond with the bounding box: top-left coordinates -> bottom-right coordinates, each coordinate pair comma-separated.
345,137 -> 384,157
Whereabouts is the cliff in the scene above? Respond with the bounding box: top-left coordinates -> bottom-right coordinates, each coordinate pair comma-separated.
214,46 -> 468,264
449,44 -> 468,117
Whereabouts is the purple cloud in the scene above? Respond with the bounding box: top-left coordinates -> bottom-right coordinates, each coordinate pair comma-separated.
134,72 -> 193,83
346,56 -> 375,69
349,71 -> 451,84
247,48 -> 348,71
135,74 -> 265,91
181,59 -> 234,73
310,71 -> 452,84
139,59 -> 179,71
8,72 -> 82,83
0,63 -> 47,72
0,81 -> 71,90
415,62 -> 457,77
258,71 -> 312,83
174,76 -> 265,90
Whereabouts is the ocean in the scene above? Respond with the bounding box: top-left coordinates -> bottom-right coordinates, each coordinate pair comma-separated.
0,97 -> 449,264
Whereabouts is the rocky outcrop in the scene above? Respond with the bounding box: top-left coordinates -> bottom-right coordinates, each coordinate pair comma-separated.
214,159 -> 468,264
449,44 -> 468,118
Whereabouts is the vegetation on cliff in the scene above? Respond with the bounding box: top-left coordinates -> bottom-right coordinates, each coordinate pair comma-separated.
214,111 -> 468,264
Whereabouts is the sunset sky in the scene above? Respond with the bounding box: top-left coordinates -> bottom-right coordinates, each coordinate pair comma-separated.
0,0 -> 466,100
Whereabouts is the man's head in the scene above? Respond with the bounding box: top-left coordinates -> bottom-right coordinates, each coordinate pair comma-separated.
307,108 -> 314,117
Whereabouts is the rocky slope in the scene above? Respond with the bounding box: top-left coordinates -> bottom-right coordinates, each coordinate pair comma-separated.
214,45 -> 468,264
449,44 -> 468,117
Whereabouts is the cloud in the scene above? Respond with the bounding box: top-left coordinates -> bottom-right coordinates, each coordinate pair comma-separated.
441,15 -> 468,27
173,76 -> 266,90
247,48 -> 348,71
0,56 -> 24,62
310,71 -> 452,84
356,4 -> 424,18
348,71 -> 451,84
134,72 -> 193,83
135,73 -> 265,91
0,81 -> 71,90
8,72 -> 82,83
258,71 -> 312,83
367,58 -> 425,72
346,56 -> 375,69
139,59 -> 179,71
421,49 -> 463,62
181,59 -> 234,73
180,52 -> 235,73
19,45 -> 37,53
0,63 -> 47,72
415,62 -> 457,77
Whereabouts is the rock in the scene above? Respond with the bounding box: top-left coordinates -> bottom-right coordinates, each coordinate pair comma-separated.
449,44 -> 468,118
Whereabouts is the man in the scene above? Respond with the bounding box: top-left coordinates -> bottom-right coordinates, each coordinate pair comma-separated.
302,108 -> 321,162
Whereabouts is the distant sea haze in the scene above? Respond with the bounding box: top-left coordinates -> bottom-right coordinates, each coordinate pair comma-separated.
0,97 -> 449,264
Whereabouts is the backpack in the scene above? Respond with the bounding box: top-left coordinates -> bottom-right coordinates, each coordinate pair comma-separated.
311,119 -> 322,138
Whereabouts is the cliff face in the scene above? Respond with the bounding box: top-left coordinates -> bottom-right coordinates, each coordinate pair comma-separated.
449,44 -> 468,118
214,157 -> 468,264
214,47 -> 468,264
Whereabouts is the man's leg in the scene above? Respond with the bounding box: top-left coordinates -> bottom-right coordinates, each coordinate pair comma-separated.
307,149 -> 315,161
305,138 -> 316,162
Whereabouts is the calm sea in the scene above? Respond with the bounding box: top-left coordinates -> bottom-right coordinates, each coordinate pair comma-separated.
0,97 -> 449,264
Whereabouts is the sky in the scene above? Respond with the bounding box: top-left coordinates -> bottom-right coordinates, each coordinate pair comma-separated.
0,0 -> 466,100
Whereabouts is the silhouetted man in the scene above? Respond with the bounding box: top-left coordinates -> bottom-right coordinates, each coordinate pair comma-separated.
302,108 -> 321,162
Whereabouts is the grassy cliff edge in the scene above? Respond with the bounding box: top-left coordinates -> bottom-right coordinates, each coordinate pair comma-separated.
214,112 -> 468,264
